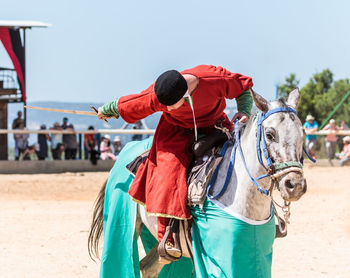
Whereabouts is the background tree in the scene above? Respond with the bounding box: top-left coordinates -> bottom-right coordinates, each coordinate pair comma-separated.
278,73 -> 300,99
298,69 -> 333,123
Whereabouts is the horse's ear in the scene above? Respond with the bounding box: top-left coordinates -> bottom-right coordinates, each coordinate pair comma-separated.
287,88 -> 300,109
250,87 -> 269,113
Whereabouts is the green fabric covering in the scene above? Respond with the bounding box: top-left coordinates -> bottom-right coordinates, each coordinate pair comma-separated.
100,99 -> 120,117
191,199 -> 275,278
236,90 -> 253,117
100,137 -> 194,278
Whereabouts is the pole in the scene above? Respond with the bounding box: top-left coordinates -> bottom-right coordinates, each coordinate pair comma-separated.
319,90 -> 350,130
78,133 -> 82,160
23,28 -> 27,127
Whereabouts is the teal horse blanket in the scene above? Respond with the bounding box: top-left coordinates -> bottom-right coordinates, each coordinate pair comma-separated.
100,137 -> 193,278
101,137 -> 275,278
191,199 -> 275,278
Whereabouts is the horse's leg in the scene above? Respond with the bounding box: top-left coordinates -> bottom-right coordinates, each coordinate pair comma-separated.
139,244 -> 165,278
137,205 -> 165,278
135,205 -> 143,238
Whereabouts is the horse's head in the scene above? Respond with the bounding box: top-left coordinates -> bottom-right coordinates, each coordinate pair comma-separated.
250,88 -> 307,201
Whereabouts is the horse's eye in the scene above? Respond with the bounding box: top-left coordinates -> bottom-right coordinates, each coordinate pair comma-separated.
265,127 -> 277,142
266,132 -> 275,141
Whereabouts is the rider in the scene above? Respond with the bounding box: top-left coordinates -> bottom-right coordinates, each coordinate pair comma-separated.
98,65 -> 253,262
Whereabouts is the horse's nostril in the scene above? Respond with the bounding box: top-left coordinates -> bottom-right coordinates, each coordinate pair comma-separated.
285,179 -> 294,189
303,184 -> 307,193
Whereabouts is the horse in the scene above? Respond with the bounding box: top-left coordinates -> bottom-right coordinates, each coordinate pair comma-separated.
88,88 -> 307,278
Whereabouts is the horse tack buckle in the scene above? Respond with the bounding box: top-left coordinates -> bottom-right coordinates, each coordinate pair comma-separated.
282,201 -> 291,224
267,165 -> 275,175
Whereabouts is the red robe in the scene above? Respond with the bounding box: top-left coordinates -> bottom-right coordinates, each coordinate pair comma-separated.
118,65 -> 253,219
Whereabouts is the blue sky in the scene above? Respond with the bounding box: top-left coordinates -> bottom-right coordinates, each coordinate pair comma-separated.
1,0 -> 350,104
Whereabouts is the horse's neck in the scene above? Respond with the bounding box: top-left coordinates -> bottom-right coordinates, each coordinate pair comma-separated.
231,120 -> 272,221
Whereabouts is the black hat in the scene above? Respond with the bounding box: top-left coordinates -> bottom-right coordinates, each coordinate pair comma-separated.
154,70 -> 188,106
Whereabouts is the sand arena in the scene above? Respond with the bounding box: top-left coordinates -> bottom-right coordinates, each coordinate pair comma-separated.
0,164 -> 349,278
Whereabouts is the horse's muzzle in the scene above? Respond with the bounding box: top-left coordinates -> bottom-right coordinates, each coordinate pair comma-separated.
279,172 -> 307,201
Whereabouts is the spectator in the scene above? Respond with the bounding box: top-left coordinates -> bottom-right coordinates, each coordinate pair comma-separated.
14,122 -> 29,160
64,124 -> 78,160
37,124 -> 50,160
50,122 -> 64,160
100,135 -> 116,160
336,136 -> 350,166
131,121 -> 143,141
12,110 -> 24,129
61,117 -> 69,129
61,117 -> 71,159
113,136 -> 122,156
322,119 -> 339,166
337,120 -> 349,152
22,144 -> 38,160
303,115 -> 318,159
84,126 -> 95,160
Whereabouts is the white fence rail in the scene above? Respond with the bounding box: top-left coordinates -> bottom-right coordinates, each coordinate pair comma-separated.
0,129 -> 155,135
0,129 -> 349,135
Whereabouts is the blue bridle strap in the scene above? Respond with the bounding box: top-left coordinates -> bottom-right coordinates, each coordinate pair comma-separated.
207,106 -> 316,200
256,107 -> 297,170
207,121 -> 269,199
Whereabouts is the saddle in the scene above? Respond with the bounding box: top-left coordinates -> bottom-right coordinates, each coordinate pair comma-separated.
187,133 -> 229,209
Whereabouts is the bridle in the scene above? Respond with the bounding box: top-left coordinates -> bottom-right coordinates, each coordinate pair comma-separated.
207,106 -> 314,236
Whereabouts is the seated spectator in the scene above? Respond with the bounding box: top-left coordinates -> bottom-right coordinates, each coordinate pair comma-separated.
113,136 -> 122,156
100,135 -> 116,160
22,144 -> 38,160
37,124 -> 50,160
336,136 -> 350,166
64,124 -> 78,160
14,122 -> 29,160
50,122 -> 64,160
303,115 -> 318,159
322,119 -> 339,166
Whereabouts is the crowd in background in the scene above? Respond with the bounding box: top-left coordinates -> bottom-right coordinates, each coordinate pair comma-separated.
303,115 -> 350,166
12,111 -> 126,162
11,110 -> 350,166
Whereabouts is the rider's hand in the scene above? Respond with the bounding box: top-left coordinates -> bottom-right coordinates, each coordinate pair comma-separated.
97,107 -> 111,121
231,112 -> 249,123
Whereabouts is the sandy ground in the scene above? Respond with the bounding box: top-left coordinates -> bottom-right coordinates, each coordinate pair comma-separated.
0,166 -> 350,278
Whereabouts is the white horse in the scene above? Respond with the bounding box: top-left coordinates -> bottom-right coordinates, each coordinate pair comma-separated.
89,88 -> 307,277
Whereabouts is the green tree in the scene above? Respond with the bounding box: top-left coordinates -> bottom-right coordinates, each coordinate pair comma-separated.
279,68 -> 350,126
278,73 -> 300,99
298,69 -> 333,123
316,79 -> 350,127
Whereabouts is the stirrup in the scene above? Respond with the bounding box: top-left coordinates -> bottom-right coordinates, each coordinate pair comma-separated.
158,242 -> 181,264
158,219 -> 182,263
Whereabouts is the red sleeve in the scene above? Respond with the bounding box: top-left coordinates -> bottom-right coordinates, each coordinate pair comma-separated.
117,84 -> 164,123
222,70 -> 253,99
182,65 -> 253,99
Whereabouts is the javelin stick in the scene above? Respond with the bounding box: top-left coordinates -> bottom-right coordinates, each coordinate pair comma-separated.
24,105 -> 113,122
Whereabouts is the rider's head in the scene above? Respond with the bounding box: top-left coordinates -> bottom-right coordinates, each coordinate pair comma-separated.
154,70 -> 188,106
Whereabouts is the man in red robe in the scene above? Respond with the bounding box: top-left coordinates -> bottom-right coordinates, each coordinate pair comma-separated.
98,65 -> 253,262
